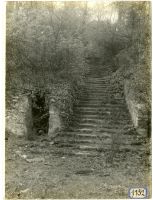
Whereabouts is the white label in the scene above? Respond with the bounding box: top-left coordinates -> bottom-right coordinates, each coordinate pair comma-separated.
129,188 -> 147,199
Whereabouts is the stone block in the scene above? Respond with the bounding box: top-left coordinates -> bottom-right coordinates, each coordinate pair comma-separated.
6,95 -> 33,137
48,101 -> 62,138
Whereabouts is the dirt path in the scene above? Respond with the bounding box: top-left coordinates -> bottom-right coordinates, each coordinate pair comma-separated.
6,133 -> 151,199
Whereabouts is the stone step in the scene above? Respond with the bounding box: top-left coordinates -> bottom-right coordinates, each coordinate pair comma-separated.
85,83 -> 109,86
78,102 -> 106,106
100,107 -> 129,112
76,107 -> 128,112
54,143 -> 101,151
74,113 -> 130,119
79,98 -> 112,101
57,131 -> 139,143
80,93 -> 123,97
73,123 -> 131,130
84,88 -> 110,91
74,118 -> 131,125
77,107 -> 123,112
73,122 -> 129,129
74,119 -> 102,124
79,95 -> 121,99
97,103 -> 126,107
77,103 -> 101,107
74,112 -> 126,117
56,135 -> 110,142
86,77 -> 109,79
87,72 -> 112,75
75,107 -> 100,112
75,118 -> 102,124
54,140 -> 144,152
72,151 -> 98,156
74,115 -> 130,122
72,128 -> 97,132
65,129 -> 117,138
73,123 -> 99,129
86,75 -> 109,78
84,85 -> 109,88
85,81 -> 109,84
86,80 -> 109,82
77,133 -> 98,137
99,110 -> 128,115
86,78 -> 109,81
82,87 -> 109,92
80,91 -> 110,94
85,82 -> 109,85
85,82 -> 109,84
80,94 -> 112,98
84,89 -> 110,92
84,85 -> 109,87
81,91 -> 109,94
51,150 -> 100,157
86,77 -> 110,80
79,98 -> 109,102
54,139 -> 95,145
59,132 -> 98,139
82,87 -> 110,92
86,77 -> 109,80
81,93 -> 109,96
74,114 -> 100,120
78,99 -> 110,103
75,110 -> 100,115
78,145 -> 100,151
53,143 -> 145,157
87,77 -> 109,79
73,127 -> 123,133
87,70 -> 112,72
83,89 -> 109,92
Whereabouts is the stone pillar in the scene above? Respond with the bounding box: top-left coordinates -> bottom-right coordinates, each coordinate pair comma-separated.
25,95 -> 33,139
6,94 -> 33,137
48,99 -> 62,138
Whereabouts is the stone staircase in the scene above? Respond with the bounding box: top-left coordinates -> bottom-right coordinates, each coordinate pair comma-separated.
53,64 -> 145,156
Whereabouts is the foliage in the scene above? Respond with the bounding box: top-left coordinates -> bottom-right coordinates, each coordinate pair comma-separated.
46,82 -> 81,127
6,1 -> 151,128
6,2 -> 88,93
107,1 -> 151,124
6,2 -> 89,128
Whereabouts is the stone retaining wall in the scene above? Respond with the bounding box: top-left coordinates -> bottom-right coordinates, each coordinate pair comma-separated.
48,100 -> 63,138
6,95 -> 33,138
47,83 -> 79,138
6,84 -> 78,139
124,80 -> 148,136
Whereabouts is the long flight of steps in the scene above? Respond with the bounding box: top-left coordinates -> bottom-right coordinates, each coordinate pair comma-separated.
53,64 -> 144,157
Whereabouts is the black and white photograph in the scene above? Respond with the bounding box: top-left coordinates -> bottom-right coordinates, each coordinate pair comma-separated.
5,1 -> 151,199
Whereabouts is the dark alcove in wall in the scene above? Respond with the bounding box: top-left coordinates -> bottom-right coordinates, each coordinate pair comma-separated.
32,91 -> 49,135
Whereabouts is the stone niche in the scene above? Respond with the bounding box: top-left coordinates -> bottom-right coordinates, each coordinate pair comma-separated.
48,99 -> 62,138
6,94 -> 33,138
